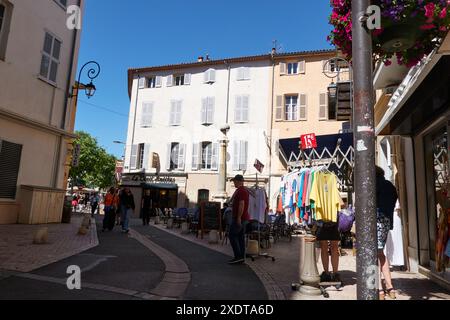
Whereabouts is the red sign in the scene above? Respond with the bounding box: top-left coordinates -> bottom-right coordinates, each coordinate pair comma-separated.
300,134 -> 317,150
254,159 -> 265,173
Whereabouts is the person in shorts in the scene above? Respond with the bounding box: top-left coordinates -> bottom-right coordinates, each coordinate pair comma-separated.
316,221 -> 341,283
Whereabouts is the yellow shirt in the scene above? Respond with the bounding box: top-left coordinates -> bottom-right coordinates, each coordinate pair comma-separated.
309,172 -> 341,222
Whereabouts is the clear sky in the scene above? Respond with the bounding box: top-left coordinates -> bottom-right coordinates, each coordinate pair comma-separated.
74,0 -> 334,158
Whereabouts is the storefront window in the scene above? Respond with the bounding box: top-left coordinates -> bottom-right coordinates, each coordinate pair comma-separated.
427,126 -> 449,272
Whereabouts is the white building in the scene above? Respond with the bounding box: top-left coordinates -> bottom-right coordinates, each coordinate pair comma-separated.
0,0 -> 83,224
124,55 -> 273,212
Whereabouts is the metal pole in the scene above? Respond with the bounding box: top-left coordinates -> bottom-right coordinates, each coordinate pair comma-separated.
352,0 -> 378,300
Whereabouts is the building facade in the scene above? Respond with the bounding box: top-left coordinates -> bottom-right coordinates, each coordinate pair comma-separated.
0,0 -> 83,224
374,32 -> 450,289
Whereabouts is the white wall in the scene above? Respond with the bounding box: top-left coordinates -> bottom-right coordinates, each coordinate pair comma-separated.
125,60 -> 272,177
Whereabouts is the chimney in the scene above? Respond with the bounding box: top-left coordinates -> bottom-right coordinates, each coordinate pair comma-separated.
206,54 -> 210,61
198,56 -> 204,62
271,47 -> 277,55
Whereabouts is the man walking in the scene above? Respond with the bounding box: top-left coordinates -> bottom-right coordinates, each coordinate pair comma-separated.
228,175 -> 250,265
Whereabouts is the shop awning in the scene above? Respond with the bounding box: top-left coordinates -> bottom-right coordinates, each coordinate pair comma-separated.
278,132 -> 354,164
143,183 -> 178,190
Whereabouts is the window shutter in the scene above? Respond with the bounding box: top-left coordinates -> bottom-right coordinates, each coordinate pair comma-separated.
211,143 -> 219,171
192,143 -> 199,171
184,73 -> 191,85
166,143 -> 172,170
138,77 -> 146,89
233,141 -> 240,171
275,95 -> 284,121
299,94 -> 307,120
167,75 -> 173,87
130,145 -> 138,169
208,97 -> 215,124
235,96 -> 242,123
176,100 -> 182,125
210,69 -> 216,82
155,76 -> 162,88
298,60 -> 306,74
201,98 -> 207,124
141,102 -> 153,127
236,67 -> 243,81
240,141 -> 248,170
143,144 -> 151,170
169,101 -> 176,125
279,63 -> 286,75
178,144 -> 186,171
244,68 -> 250,80
319,93 -> 328,120
0,140 -> 23,199
241,96 -> 249,122
204,70 -> 209,83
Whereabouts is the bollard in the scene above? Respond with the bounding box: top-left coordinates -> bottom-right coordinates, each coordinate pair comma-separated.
167,218 -> 174,229
247,240 -> 259,255
299,236 -> 322,296
299,235 -> 306,277
33,227 -> 49,244
208,230 -> 219,244
154,216 -> 160,225
181,222 -> 189,234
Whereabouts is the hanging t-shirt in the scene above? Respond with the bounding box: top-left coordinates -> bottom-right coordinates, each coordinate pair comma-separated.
309,172 -> 341,223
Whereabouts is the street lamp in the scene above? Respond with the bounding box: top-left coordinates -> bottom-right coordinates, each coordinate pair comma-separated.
71,61 -> 101,100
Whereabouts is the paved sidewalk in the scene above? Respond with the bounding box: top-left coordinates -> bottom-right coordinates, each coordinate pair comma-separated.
149,221 -> 450,300
0,215 -> 98,273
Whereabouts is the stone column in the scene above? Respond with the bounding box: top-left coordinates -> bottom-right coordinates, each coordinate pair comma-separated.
213,135 -> 229,204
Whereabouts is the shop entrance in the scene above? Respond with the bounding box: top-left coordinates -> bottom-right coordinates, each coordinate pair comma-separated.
143,184 -> 178,211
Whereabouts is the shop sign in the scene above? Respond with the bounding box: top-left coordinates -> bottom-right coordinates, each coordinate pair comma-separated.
122,175 -> 176,184
300,133 -> 317,150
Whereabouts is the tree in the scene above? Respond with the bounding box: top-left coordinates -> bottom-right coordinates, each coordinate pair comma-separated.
69,131 -> 117,190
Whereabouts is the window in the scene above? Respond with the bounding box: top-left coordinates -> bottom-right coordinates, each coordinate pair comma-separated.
237,67 -> 250,81
191,142 -> 218,171
204,69 -> 216,83
175,74 -> 184,86
201,97 -> 215,125
141,102 -> 153,127
130,143 -> 150,170
0,1 -> 12,61
288,63 -> 298,75
147,77 -> 156,88
0,5 -> 5,34
233,141 -> 248,171
0,140 -> 22,199
202,142 -> 213,170
138,143 -> 145,169
198,189 -> 210,203
285,95 -> 298,121
167,73 -> 190,86
166,143 -> 185,171
139,76 -> 161,89
169,100 -> 182,126
235,95 -> 249,123
39,32 -> 61,83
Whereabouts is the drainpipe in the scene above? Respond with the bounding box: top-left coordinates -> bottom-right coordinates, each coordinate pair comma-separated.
225,61 -> 231,124
267,53 -> 276,210
130,74 -> 140,169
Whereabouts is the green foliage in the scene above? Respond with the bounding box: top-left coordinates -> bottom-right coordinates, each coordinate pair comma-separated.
69,131 -> 117,189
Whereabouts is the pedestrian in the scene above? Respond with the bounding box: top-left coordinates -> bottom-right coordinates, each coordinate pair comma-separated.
141,190 -> 152,226
102,187 -> 118,232
115,188 -> 122,226
376,166 -> 398,300
228,175 -> 250,265
90,193 -> 99,217
120,187 -> 135,233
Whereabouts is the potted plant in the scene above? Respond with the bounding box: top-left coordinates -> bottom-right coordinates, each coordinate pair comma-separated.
328,0 -> 450,67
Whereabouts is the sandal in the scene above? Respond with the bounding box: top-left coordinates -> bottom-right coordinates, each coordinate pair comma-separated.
379,290 -> 386,300
386,288 -> 396,299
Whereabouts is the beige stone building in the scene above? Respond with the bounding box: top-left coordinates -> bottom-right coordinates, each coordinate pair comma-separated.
0,0 -> 83,224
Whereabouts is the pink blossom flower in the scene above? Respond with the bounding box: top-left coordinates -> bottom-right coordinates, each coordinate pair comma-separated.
425,3 -> 436,18
420,24 -> 436,30
439,7 -> 447,19
384,60 -> 392,66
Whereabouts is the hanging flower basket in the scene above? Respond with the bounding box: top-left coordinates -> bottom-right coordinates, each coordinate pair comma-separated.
328,0 -> 450,68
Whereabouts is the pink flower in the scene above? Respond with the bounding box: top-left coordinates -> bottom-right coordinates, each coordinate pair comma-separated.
420,24 -> 436,30
425,3 -> 436,18
384,60 -> 392,66
440,26 -> 448,31
439,8 -> 447,19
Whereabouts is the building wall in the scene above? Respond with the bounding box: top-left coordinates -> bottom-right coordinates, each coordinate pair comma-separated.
0,0 -> 83,224
124,60 -> 272,202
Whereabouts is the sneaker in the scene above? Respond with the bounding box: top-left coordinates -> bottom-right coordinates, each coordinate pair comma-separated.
320,272 -> 332,282
228,258 -> 245,265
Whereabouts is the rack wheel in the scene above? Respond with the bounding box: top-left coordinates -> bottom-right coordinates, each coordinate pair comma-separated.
323,292 -> 330,298
335,284 -> 341,290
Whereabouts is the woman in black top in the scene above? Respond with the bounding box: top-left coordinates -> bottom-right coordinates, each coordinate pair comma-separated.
119,188 -> 135,233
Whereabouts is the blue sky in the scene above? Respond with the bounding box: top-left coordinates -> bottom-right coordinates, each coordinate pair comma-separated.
75,0 -> 334,158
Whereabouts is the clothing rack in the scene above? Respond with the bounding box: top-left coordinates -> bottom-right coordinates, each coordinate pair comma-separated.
246,173 -> 276,262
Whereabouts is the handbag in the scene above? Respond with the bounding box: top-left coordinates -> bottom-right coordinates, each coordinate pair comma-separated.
338,206 -> 355,233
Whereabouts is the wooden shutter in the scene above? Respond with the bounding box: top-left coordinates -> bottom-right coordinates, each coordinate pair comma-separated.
138,77 -> 146,89
208,97 -> 215,124
279,62 -> 286,75
0,140 -> 22,199
141,102 -> 153,127
178,144 -> 186,171
233,141 -> 240,171
192,143 -> 200,171
275,95 -> 284,121
235,96 -> 242,123
176,100 -> 182,125
166,75 -> 173,87
319,93 -> 328,120
299,94 -> 307,120
143,144 -> 151,170
169,101 -> 176,125
184,73 -> 191,85
298,60 -> 306,74
211,143 -> 219,171
166,143 -> 172,170
241,95 -> 249,122
155,76 -> 162,88
130,145 -> 138,169
201,98 -> 207,124
239,141 -> 248,170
